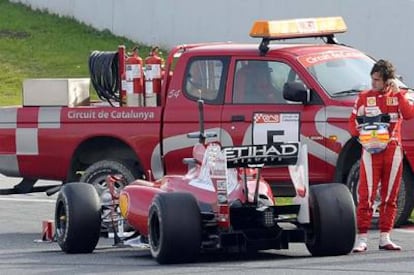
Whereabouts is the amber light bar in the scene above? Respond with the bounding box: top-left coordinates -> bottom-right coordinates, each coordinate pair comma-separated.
250,16 -> 347,39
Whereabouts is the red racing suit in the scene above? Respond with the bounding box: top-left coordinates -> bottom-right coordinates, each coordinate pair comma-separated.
349,89 -> 414,233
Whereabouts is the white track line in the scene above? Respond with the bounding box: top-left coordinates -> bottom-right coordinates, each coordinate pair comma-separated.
0,197 -> 55,203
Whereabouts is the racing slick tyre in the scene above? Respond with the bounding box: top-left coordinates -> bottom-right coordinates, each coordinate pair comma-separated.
346,160 -> 414,228
55,182 -> 101,253
305,183 -> 356,256
148,193 -> 202,264
80,159 -> 138,233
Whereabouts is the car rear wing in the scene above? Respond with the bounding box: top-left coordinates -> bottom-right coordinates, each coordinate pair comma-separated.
222,142 -> 299,168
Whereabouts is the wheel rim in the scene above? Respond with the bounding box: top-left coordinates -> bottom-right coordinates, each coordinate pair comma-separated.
90,174 -> 127,205
92,174 -> 128,228
56,202 -> 67,239
149,211 -> 161,251
82,166 -> 132,233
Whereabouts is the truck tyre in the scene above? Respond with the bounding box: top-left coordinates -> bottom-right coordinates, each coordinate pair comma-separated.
55,182 -> 101,253
80,159 -> 137,233
80,159 -> 136,195
148,193 -> 202,264
346,160 -> 414,227
305,183 -> 356,256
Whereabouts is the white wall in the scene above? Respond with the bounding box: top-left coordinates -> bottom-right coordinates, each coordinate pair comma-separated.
10,0 -> 414,86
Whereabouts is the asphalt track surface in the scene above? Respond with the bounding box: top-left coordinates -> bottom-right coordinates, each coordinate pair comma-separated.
1,175 -> 414,275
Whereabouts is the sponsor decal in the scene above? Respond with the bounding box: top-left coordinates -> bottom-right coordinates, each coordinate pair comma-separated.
386,97 -> 398,106
67,110 -> 155,120
216,179 -> 227,191
216,178 -> 228,205
217,193 -> 228,204
298,50 -> 367,67
389,112 -> 399,122
254,113 -> 280,124
364,106 -> 381,116
167,89 -> 181,98
223,143 -> 299,168
367,97 -> 376,107
253,112 -> 300,145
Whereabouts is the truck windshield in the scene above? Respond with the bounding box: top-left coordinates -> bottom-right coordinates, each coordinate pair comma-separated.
298,51 -> 406,97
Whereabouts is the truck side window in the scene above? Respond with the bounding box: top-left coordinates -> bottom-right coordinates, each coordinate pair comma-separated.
233,60 -> 301,104
184,58 -> 226,103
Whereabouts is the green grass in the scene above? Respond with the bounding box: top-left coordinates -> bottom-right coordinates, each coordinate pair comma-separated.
0,0 -> 164,105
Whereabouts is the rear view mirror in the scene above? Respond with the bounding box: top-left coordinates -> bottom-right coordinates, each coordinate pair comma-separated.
283,81 -> 310,104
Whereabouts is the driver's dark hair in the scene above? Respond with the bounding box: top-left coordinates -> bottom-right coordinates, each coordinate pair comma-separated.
370,59 -> 396,81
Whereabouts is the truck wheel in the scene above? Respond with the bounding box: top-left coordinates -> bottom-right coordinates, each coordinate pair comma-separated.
80,160 -> 137,232
80,159 -> 136,197
148,193 -> 202,264
305,183 -> 356,256
346,160 -> 414,227
55,182 -> 101,253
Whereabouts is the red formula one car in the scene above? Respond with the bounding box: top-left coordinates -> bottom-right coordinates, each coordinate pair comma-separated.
54,100 -> 356,264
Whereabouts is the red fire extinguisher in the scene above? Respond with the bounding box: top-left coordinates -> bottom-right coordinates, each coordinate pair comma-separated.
125,47 -> 144,106
144,46 -> 164,106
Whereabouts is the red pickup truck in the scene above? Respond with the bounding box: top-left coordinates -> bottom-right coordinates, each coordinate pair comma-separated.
0,16 -> 413,226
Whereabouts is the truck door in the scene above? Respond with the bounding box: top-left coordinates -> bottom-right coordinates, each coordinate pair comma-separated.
162,56 -> 229,178
221,58 -> 328,192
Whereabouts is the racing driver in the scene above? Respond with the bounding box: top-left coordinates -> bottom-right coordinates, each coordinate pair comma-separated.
349,59 -> 414,252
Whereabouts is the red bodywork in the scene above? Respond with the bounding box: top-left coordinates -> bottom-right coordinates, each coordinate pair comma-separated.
121,169 -> 274,236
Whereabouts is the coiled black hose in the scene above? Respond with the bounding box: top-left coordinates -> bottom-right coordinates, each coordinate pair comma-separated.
88,51 -> 120,106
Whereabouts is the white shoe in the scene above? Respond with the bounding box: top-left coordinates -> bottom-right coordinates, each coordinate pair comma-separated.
353,240 -> 368,252
379,241 -> 401,251
379,232 -> 402,251
353,235 -> 368,253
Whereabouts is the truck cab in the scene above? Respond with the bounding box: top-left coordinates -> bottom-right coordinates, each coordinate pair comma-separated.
162,18 -> 389,188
